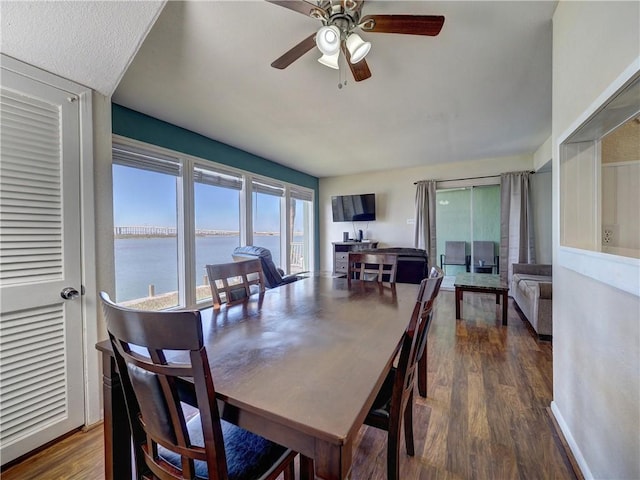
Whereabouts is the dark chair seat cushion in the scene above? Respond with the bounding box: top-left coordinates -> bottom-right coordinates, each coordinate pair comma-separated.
367,367 -> 396,421
159,415 -> 290,480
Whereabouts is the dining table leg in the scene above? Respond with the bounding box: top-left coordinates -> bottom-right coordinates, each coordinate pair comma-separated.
299,455 -> 315,480
312,439 -> 351,480
455,287 -> 462,319
101,351 -> 132,480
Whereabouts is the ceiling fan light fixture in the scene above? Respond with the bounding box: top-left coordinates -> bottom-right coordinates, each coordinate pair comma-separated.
346,33 -> 371,64
318,51 -> 340,69
316,25 -> 341,56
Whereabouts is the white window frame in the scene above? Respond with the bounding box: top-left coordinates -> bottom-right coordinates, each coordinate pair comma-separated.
112,135 -> 315,308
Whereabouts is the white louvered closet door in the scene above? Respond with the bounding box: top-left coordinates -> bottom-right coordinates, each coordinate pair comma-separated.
0,68 -> 84,464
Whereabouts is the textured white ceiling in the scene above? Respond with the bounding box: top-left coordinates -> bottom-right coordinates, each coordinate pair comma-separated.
114,1 -> 555,177
1,1 -> 556,178
0,1 -> 165,96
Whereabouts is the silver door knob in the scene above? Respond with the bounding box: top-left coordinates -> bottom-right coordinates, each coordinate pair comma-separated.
60,287 -> 80,300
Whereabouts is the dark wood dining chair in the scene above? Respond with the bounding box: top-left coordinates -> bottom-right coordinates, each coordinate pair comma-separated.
206,259 -> 266,308
363,267 -> 444,480
99,292 -> 296,480
416,266 -> 445,398
347,252 -> 398,284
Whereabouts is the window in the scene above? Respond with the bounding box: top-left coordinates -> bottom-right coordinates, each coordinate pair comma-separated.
290,187 -> 314,273
112,138 -> 315,309
435,185 -> 500,276
193,165 -> 242,304
112,146 -> 181,310
251,179 -> 284,268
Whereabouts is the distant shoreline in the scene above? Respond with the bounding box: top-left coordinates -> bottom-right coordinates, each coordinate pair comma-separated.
115,232 -> 300,239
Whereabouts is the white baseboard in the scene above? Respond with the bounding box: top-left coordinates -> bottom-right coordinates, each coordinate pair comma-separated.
550,401 -> 593,480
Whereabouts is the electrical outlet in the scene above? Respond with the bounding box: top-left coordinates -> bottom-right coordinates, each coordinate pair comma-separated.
602,226 -> 615,244
407,218 -> 415,225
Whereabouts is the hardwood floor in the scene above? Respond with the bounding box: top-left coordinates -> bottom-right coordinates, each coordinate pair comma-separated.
2,291 -> 576,480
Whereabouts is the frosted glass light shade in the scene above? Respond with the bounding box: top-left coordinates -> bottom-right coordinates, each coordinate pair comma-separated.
316,25 -> 341,56
346,33 -> 371,64
318,51 -> 340,69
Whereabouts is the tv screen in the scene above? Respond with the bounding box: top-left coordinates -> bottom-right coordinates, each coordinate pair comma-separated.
331,193 -> 376,222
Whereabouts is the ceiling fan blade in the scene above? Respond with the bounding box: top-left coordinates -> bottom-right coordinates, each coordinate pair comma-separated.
342,44 -> 371,82
271,33 -> 317,69
265,0 -> 328,19
359,15 -> 445,36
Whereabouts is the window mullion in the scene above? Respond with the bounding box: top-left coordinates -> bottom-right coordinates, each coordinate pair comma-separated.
243,174 -> 252,246
179,158 -> 196,308
283,187 -> 291,274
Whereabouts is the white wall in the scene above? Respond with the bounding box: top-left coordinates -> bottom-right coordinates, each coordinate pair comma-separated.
319,154 -> 533,271
531,170 -> 552,264
552,2 -> 640,479
533,135 -> 552,172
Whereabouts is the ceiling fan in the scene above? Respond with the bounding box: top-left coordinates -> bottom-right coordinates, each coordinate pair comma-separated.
266,0 -> 445,82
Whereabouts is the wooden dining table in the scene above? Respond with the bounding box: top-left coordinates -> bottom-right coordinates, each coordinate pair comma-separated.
96,275 -> 420,480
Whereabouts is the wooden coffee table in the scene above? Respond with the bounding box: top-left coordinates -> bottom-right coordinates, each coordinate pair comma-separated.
454,273 -> 509,325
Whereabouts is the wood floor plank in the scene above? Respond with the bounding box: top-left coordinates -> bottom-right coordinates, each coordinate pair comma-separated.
2,290 -> 577,480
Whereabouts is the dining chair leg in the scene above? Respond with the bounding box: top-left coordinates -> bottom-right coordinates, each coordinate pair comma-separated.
388,417 -> 401,480
418,343 -> 428,398
403,392 -> 415,457
283,457 -> 295,480
299,455 -> 315,480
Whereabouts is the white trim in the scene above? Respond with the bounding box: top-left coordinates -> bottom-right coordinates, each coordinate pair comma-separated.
601,160 -> 640,168
558,57 -> 640,147
556,56 -> 640,297
550,401 -> 593,480
558,246 -> 639,296
78,90 -> 100,426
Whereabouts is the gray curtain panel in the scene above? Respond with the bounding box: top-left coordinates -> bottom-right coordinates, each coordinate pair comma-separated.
500,172 -> 536,285
414,180 -> 438,270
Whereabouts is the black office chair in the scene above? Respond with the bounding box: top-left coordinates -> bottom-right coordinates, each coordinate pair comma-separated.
99,292 -> 296,480
232,246 -> 299,289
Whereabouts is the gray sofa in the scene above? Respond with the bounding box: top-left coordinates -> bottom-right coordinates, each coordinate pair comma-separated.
511,264 -> 553,339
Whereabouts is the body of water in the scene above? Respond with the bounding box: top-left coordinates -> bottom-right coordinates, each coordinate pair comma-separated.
115,235 -> 284,302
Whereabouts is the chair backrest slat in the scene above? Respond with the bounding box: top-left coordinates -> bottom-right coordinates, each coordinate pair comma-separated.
347,252 -> 398,284
232,246 -> 285,288
206,259 -> 266,308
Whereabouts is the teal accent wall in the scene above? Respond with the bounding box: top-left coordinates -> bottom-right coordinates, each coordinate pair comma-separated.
112,104 -> 320,268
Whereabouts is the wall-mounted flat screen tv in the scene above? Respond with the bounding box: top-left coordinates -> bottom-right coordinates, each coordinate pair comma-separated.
331,193 -> 376,222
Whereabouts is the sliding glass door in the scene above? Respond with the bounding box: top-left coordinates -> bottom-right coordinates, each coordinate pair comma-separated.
436,185 -> 500,276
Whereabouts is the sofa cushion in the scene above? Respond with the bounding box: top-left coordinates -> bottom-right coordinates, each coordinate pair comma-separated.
513,273 -> 553,285
519,280 -> 541,301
